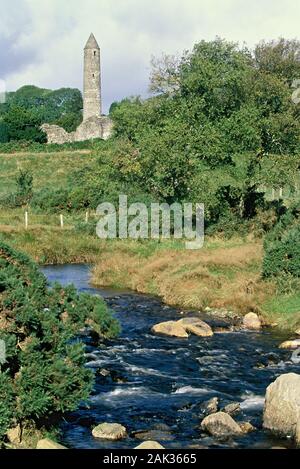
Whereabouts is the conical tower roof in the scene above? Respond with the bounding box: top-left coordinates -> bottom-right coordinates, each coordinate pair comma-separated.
84,33 -> 100,50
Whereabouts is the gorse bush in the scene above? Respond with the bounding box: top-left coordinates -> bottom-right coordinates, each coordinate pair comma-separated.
263,202 -> 300,278
0,240 -> 120,441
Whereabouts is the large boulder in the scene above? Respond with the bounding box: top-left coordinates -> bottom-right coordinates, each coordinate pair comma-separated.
36,438 -> 67,449
92,423 -> 127,440
135,441 -> 165,449
152,321 -> 188,338
243,313 -> 262,330
263,373 -> 300,444
178,317 -> 214,337
201,412 -> 243,438
279,339 -> 300,349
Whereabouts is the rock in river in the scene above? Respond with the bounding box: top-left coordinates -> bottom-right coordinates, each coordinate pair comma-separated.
151,321 -> 189,338
201,412 -> 243,438
223,402 -> 241,416
135,441 -> 165,449
178,317 -> 214,337
279,339 -> 300,350
243,313 -> 262,330
152,317 -> 213,338
263,373 -> 300,445
92,423 -> 127,440
200,397 -> 219,416
239,422 -> 256,434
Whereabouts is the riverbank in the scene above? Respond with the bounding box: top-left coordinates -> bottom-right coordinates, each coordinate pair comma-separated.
91,237 -> 300,332
0,218 -> 298,332
41,264 -> 300,449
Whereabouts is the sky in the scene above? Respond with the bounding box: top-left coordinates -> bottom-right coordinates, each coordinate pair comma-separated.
0,0 -> 300,113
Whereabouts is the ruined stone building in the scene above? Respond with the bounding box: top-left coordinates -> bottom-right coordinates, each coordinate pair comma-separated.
42,33 -> 113,143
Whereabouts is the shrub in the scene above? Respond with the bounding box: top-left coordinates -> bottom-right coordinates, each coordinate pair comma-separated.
0,240 -> 119,441
263,202 -> 300,278
0,139 -> 103,154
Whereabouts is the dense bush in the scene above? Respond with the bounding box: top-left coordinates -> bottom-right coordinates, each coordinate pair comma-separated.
0,241 -> 119,441
0,86 -> 83,143
263,202 -> 300,278
106,38 -> 300,229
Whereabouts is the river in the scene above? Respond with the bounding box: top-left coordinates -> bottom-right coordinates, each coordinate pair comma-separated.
42,264 -> 299,449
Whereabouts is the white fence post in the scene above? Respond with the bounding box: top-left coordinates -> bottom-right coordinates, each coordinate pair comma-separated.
85,210 -> 89,223
60,214 -> 64,229
25,211 -> 28,230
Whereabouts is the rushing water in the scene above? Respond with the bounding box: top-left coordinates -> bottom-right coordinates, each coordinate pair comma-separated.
42,264 -> 299,449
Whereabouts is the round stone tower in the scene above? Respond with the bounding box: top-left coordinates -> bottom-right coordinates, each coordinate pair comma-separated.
83,33 -> 102,121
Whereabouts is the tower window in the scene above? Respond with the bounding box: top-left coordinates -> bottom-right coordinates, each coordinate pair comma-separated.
92,73 -> 95,78
94,51 -> 96,56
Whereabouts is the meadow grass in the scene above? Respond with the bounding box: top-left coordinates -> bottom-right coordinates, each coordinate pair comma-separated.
0,150 -> 94,196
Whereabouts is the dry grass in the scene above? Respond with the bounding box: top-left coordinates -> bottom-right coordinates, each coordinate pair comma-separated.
92,239 -> 271,314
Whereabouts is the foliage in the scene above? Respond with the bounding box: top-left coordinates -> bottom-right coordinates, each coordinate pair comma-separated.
0,85 -> 83,142
0,240 -> 119,440
108,38 -> 300,229
263,202 -> 300,278
2,106 -> 46,143
15,170 -> 33,203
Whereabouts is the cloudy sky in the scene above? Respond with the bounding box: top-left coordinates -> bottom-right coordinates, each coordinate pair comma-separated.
0,0 -> 299,112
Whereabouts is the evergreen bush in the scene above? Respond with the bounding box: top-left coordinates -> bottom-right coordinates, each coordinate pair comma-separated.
0,241 -> 119,441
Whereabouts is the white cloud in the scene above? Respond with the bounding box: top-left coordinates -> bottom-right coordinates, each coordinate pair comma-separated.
1,0 -> 300,112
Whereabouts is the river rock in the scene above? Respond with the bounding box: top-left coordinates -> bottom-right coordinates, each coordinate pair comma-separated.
295,328 -> 300,336
152,321 -> 188,338
201,412 -> 243,438
92,423 -> 127,440
178,317 -> 214,337
36,438 -> 67,449
200,397 -> 219,416
214,327 -> 234,334
279,339 -> 300,349
135,441 -> 165,449
239,422 -> 256,433
223,402 -> 241,416
263,373 -> 300,444
243,313 -> 262,330
133,429 -> 174,441
7,425 -> 22,445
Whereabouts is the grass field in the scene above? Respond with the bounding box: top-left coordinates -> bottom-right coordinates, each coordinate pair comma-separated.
0,150 -> 94,196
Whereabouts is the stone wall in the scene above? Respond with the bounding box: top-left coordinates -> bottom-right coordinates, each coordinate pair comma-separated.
41,116 -> 113,144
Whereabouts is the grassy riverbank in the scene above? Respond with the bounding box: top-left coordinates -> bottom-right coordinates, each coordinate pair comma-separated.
0,150 -> 299,332
0,217 -> 299,331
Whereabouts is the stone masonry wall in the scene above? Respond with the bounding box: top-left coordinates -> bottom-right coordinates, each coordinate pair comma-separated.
41,116 -> 113,144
